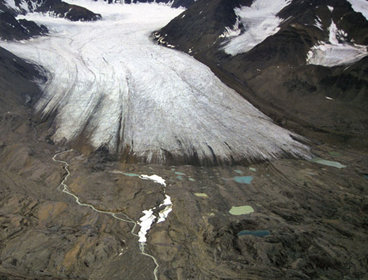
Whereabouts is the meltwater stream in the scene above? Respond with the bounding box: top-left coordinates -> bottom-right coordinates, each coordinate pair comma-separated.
1,0 -> 310,164
53,150 -> 168,280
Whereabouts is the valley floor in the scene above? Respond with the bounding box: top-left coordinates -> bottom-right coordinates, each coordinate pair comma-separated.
0,1 -> 367,280
0,104 -> 367,280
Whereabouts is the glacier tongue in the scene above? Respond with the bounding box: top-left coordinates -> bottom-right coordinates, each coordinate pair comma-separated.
1,1 -> 310,164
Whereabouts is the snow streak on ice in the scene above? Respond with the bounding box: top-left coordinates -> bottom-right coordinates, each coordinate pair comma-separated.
307,21 -> 368,67
1,0 -> 310,163
222,0 -> 291,56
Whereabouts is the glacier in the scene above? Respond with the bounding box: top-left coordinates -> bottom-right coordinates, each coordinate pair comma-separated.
1,0 -> 310,164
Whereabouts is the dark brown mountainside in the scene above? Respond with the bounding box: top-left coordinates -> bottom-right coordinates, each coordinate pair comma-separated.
155,0 -> 368,147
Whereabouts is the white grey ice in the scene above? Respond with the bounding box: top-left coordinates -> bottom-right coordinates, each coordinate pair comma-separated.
1,0 -> 310,163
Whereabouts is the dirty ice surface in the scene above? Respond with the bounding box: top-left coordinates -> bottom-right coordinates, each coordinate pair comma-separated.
1,0 -> 310,164
222,0 -> 291,55
307,21 -> 367,67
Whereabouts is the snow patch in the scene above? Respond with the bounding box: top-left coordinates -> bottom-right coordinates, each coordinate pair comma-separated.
219,18 -> 241,38
139,174 -> 166,186
138,209 -> 156,243
4,0 -> 34,13
157,195 -> 172,223
307,21 -> 368,67
314,16 -> 323,30
222,0 -> 291,56
347,0 -> 368,20
4,0 -> 19,12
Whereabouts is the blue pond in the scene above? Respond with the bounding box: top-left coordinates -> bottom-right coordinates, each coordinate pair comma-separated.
175,171 -> 186,176
237,230 -> 270,237
233,176 -> 253,184
122,173 -> 139,177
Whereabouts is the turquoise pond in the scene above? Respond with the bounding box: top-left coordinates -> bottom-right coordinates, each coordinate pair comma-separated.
122,173 -> 139,177
364,174 -> 368,179
233,176 -> 253,184
174,171 -> 186,176
237,230 -> 270,237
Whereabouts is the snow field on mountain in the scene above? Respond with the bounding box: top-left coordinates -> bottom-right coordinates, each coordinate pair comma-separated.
222,0 -> 291,56
347,0 -> 368,20
1,1 -> 310,163
307,20 -> 368,67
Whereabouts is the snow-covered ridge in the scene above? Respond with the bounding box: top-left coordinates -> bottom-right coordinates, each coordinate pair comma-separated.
1,1 -> 310,164
222,0 -> 291,56
307,20 -> 368,67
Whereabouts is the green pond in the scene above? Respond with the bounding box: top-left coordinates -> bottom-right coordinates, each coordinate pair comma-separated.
229,205 -> 254,215
233,176 -> 253,184
194,193 -> 209,198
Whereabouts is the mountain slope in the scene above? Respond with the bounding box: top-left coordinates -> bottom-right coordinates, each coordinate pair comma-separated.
156,0 -> 368,145
0,46 -> 44,111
